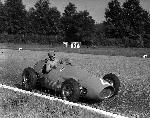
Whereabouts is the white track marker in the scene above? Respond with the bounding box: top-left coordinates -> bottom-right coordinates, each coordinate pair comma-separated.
143,54 -> 147,58
19,48 -> 22,50
0,84 -> 129,118
63,42 -> 68,48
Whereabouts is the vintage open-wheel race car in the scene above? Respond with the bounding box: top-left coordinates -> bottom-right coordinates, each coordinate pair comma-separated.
22,54 -> 120,103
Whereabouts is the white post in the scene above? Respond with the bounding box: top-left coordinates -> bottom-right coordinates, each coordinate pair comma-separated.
19,48 -> 22,50
63,42 -> 68,48
143,54 -> 148,58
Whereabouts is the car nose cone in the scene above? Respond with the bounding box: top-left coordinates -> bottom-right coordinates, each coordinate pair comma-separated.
99,87 -> 114,99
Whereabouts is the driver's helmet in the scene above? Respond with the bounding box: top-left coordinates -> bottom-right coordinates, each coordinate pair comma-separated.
48,50 -> 55,60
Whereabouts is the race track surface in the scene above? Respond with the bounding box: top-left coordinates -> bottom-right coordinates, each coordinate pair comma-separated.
0,49 -> 150,117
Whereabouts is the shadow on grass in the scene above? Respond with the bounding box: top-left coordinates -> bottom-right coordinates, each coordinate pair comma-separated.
6,83 -> 150,117
14,83 -> 24,90
14,83 -> 100,105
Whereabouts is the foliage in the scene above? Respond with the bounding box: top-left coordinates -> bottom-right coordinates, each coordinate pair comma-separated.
28,0 -> 62,35
0,1 -> 5,34
3,0 -> 27,34
122,0 -> 150,47
104,0 -> 150,47
105,0 -> 123,39
61,2 -> 77,44
61,2 -> 95,45
93,23 -> 106,46
74,10 -> 95,45
0,0 -> 150,48
0,33 -> 62,44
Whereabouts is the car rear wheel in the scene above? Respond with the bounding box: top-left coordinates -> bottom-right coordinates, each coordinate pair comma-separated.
22,67 -> 37,91
103,73 -> 120,98
61,78 -> 80,102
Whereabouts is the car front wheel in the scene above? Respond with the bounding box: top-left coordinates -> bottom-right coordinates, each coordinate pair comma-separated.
61,78 -> 80,102
103,73 -> 120,98
22,67 -> 37,91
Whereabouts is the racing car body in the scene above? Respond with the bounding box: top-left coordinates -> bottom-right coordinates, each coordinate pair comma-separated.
22,56 -> 120,102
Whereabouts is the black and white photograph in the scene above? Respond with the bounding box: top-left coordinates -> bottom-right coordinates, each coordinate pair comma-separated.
0,0 -> 150,118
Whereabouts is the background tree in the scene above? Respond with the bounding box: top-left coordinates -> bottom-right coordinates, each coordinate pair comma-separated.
105,0 -> 123,39
94,22 -> 108,46
26,7 -> 36,34
28,0 -> 61,35
73,10 -> 95,45
47,7 -> 62,35
122,0 -> 147,47
32,0 -> 50,35
4,0 -> 27,34
61,2 -> 77,44
143,11 -> 150,47
104,0 -> 150,47
61,2 -> 95,45
0,1 -> 5,34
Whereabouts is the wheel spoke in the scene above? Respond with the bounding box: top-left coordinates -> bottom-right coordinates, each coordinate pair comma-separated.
22,75 -> 30,89
62,85 -> 74,99
105,78 -> 114,86
61,79 -> 80,102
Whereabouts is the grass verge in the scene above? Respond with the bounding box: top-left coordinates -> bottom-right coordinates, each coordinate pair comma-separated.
0,86 -> 128,118
0,44 -> 150,118
0,43 -> 150,57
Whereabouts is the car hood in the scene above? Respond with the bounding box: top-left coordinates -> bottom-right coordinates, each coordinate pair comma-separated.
59,64 -> 112,99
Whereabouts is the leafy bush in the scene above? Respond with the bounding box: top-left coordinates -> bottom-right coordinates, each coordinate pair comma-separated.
0,34 -> 64,45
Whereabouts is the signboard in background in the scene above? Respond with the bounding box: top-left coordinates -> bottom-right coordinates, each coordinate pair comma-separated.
71,42 -> 81,48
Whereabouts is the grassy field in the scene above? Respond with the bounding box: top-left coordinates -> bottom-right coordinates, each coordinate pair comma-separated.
0,43 -> 150,118
1,42 -> 150,57
0,87 -> 112,118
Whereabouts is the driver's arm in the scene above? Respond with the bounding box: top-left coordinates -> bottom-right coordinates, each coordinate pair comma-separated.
46,60 -> 53,72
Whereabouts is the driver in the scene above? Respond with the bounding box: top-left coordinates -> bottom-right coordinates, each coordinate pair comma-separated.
46,50 -> 59,73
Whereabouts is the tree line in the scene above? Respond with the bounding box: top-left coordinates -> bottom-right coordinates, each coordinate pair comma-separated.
98,0 -> 150,48
0,0 -> 150,48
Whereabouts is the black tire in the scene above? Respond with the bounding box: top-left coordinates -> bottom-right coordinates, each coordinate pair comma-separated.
22,67 -> 37,91
103,73 -> 120,98
61,78 -> 80,102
